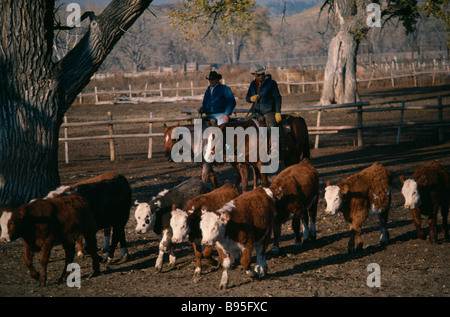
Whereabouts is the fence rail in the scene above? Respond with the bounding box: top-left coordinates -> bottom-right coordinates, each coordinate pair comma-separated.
77,69 -> 450,104
59,97 -> 449,163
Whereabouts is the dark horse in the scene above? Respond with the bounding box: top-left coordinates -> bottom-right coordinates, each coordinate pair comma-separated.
163,120 -> 258,190
217,114 -> 310,191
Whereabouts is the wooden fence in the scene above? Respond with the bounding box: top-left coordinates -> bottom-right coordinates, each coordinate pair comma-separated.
77,69 -> 450,104
59,97 -> 449,163
59,112 -> 197,163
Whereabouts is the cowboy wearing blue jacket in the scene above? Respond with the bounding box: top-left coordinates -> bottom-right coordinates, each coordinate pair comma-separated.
198,71 -> 236,125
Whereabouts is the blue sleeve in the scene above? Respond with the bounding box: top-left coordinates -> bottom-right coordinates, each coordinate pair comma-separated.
224,86 -> 236,117
201,88 -> 210,112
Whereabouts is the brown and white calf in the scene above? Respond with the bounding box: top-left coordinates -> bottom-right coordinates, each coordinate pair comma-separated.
324,162 -> 392,252
401,161 -> 449,243
135,177 -> 209,272
1,172 -> 118,255
170,182 -> 239,282
270,158 -> 319,253
7,193 -> 101,285
200,186 -> 275,289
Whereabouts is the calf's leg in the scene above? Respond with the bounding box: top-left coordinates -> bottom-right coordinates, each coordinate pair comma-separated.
378,210 -> 389,246
441,203 -> 449,240
23,242 -> 39,281
38,240 -> 53,286
412,208 -> 424,240
59,241 -> 76,283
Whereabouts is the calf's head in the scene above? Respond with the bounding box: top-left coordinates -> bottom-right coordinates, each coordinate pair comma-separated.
324,182 -> 346,215
200,208 -> 229,246
134,201 -> 156,234
170,207 -> 190,243
401,178 -> 420,209
6,206 -> 27,242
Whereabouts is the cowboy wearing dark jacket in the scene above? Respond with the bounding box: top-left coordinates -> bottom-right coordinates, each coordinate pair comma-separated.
198,71 -> 236,125
245,64 -> 282,129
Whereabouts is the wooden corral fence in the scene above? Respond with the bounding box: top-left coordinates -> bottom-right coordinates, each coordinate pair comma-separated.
59,97 -> 449,163
181,96 -> 450,149
59,112 -> 197,164
77,69 -> 450,104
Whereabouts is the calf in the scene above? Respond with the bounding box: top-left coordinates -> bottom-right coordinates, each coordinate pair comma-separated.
401,161 -> 449,243
170,182 -> 239,282
270,158 -> 319,252
200,187 -> 275,289
7,193 -> 100,285
134,177 -> 209,272
324,162 -> 392,253
1,173 -> 118,254
65,174 -> 132,262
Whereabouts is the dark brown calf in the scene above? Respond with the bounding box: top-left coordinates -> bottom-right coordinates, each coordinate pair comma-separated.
270,158 -> 319,252
401,161 -> 449,243
7,194 -> 100,285
325,162 -> 392,252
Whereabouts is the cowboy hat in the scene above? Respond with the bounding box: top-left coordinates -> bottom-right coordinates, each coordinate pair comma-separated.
251,64 -> 266,75
206,71 -> 222,80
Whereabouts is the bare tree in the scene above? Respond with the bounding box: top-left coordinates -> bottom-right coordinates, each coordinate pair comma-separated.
0,0 -> 152,206
319,0 -> 419,105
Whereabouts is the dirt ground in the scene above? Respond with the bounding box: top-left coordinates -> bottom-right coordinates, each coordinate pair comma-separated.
1,85 -> 449,300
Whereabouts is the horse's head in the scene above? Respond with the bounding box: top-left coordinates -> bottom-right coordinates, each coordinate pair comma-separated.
163,123 -> 179,161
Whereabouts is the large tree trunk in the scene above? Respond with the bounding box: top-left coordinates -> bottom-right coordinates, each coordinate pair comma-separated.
319,0 -> 369,105
0,0 -> 152,207
320,30 -> 360,105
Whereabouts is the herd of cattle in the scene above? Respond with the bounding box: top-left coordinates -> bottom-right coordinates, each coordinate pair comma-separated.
0,158 -> 449,289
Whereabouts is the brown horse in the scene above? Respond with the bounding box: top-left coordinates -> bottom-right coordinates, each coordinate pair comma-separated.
163,122 -> 220,187
218,114 -> 310,191
163,121 -> 258,190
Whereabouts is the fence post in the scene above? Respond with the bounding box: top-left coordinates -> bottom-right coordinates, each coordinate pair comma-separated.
190,81 -> 194,96
108,111 -> 116,161
397,101 -> 405,144
159,83 -> 163,97
302,76 -> 305,93
64,116 -> 69,164
148,112 -> 153,159
412,64 -> 417,87
357,103 -> 364,147
95,86 -> 99,104
314,110 -> 322,149
316,74 -> 320,92
129,84 -> 132,99
287,74 -> 291,94
176,82 -> 179,97
438,96 -> 444,142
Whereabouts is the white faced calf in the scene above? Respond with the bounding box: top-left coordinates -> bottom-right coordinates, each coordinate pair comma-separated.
170,208 -> 189,243
134,201 -> 156,234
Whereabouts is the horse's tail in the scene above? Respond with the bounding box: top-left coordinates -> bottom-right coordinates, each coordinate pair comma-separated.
296,116 -> 311,160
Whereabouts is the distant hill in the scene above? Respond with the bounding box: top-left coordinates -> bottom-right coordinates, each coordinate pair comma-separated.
76,0 -> 320,15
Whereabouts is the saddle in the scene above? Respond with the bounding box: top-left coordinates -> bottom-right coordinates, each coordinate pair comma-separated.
247,113 -> 289,160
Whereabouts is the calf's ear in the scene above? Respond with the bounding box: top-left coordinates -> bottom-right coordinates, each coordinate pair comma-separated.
399,175 -> 405,184
326,180 -> 331,187
340,184 -> 350,195
219,213 -> 230,224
